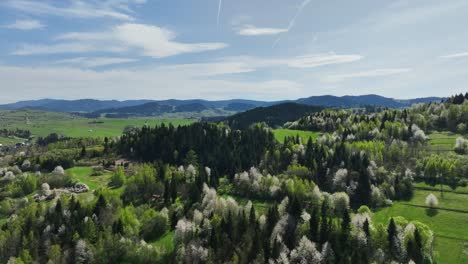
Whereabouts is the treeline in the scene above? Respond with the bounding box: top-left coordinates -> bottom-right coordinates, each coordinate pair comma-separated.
222,103 -> 323,130
117,123 -> 276,178
0,129 -> 31,139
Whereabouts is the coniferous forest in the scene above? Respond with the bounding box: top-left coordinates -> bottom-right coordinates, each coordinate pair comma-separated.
1,94 -> 468,263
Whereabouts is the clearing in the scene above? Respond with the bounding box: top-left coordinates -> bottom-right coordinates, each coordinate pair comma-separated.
273,129 -> 320,143
373,188 -> 468,263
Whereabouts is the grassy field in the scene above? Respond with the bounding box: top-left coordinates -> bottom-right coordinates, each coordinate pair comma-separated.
273,129 -> 320,143
66,167 -> 112,190
0,109 -> 195,141
373,189 -> 468,263
414,181 -> 468,194
151,231 -> 175,254
0,136 -> 24,145
427,131 -> 467,152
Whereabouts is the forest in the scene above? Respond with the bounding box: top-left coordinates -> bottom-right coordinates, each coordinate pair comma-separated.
0,93 -> 468,263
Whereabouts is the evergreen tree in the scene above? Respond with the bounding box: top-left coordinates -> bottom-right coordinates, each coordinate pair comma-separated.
309,208 -> 319,242
387,218 -> 398,260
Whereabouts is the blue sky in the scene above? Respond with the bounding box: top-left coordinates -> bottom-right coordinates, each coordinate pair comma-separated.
0,0 -> 467,103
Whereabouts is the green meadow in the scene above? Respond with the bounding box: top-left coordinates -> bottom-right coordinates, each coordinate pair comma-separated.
0,110 -> 195,141
427,131 -> 467,152
373,188 -> 468,263
273,128 -> 320,143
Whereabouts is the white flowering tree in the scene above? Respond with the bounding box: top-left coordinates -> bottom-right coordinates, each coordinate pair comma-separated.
425,193 -> 438,208
289,236 -> 321,264
454,137 -> 468,154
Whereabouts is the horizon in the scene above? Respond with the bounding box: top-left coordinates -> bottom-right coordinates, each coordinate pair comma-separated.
0,93 -> 448,105
1,1 -> 468,102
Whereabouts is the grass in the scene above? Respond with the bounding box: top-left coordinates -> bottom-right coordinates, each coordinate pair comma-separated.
409,189 -> 468,212
66,167 -> 112,190
414,182 -> 468,194
151,231 -> 175,254
273,129 -> 319,143
427,131 -> 467,152
373,189 -> 468,263
0,136 -> 24,145
220,193 -> 271,215
0,109 -> 195,141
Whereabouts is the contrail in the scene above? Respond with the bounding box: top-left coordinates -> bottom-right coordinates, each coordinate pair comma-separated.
217,0 -> 222,28
274,0 -> 312,47
288,0 -> 312,30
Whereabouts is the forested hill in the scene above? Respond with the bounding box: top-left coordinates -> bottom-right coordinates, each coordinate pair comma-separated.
221,103 -> 323,129
294,95 -> 444,108
0,95 -> 443,114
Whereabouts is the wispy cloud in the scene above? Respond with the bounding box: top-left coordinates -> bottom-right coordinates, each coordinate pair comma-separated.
220,52 -> 363,69
3,0 -> 145,21
54,57 -> 137,68
287,53 -> 362,68
237,25 -> 288,36
323,68 -> 411,83
13,23 -> 227,58
440,52 -> 468,59
13,43 -> 127,56
3,19 -> 45,30
217,0 -> 223,27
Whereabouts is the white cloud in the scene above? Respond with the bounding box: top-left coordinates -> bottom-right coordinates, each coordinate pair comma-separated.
323,68 -> 412,83
4,0 -> 145,21
54,57 -> 137,68
237,25 -> 288,36
440,52 -> 468,59
3,19 -> 45,30
113,23 -> 227,58
0,64 -> 303,103
13,23 -> 227,58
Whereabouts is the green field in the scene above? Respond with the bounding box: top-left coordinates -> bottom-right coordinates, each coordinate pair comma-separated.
0,136 -> 24,145
0,110 -> 195,141
414,181 -> 468,194
373,189 -> 468,263
427,131 -> 467,152
273,129 -> 320,143
151,231 -> 175,254
66,167 -> 112,190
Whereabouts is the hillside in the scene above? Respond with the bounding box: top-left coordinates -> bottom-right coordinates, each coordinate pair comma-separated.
222,102 -> 323,129
0,95 -> 444,115
295,94 -> 444,108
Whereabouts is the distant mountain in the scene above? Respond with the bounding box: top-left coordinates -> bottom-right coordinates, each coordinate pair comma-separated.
223,103 -> 257,111
173,103 -> 208,113
0,95 -> 444,116
0,99 -> 154,113
222,103 -> 323,129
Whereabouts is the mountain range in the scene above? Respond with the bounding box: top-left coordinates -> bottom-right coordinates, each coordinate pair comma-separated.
0,95 -> 444,117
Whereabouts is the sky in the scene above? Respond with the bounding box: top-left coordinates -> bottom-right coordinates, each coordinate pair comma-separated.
0,0 -> 468,103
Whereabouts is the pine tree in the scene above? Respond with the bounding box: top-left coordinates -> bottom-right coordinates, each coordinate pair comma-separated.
80,146 -> 87,158
309,208 -> 319,242
320,201 -> 330,244
387,218 -> 398,260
